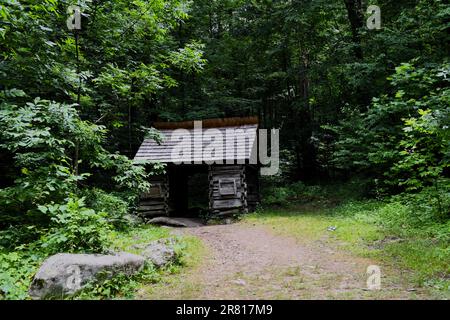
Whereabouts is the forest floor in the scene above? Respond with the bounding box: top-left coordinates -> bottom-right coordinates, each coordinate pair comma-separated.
138,205 -> 446,300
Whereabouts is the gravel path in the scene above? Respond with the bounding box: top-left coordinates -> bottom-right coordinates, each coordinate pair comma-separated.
141,223 -> 431,299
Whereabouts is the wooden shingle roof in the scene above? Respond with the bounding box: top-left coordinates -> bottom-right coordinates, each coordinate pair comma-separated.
134,118 -> 258,164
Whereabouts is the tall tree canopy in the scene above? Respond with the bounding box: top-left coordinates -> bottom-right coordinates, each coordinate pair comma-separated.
1,0 -> 449,223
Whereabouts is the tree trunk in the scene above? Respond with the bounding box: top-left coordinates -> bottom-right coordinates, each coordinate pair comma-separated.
343,0 -> 364,60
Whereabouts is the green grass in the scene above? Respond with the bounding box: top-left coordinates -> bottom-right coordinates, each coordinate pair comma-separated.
137,234 -> 207,299
109,225 -> 171,254
245,203 -> 383,254
177,235 -> 206,269
245,200 -> 450,297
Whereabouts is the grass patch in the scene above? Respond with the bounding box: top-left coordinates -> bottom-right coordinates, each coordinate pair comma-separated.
246,199 -> 449,297
383,240 -> 449,288
245,204 -> 383,253
137,234 -> 207,300
109,225 -> 171,254
177,235 -> 206,269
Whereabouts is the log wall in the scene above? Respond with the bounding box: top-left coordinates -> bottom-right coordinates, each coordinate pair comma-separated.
139,165 -> 259,219
208,165 -> 248,217
138,175 -> 169,219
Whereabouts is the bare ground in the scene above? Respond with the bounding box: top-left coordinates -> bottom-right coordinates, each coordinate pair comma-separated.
138,222 -> 433,300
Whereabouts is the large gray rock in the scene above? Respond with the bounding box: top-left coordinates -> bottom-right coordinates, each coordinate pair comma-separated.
29,252 -> 145,299
141,239 -> 178,268
123,214 -> 144,226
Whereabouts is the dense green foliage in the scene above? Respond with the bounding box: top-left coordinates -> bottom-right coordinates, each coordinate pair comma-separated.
0,0 -> 202,245
169,0 -> 449,183
0,0 -> 203,299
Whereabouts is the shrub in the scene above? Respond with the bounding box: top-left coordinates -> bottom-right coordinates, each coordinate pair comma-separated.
0,225 -> 42,250
38,197 -> 111,254
262,180 -> 370,207
82,189 -> 131,230
0,98 -> 150,228
386,182 -> 450,229
263,186 -> 292,206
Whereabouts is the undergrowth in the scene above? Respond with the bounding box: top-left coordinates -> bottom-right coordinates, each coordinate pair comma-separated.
0,225 -> 188,300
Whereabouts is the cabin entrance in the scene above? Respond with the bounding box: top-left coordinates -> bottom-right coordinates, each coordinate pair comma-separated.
168,164 -> 209,217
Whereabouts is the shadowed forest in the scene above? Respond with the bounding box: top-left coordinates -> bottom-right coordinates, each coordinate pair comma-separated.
0,0 -> 448,300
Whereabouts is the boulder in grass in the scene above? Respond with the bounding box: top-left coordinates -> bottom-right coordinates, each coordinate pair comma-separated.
29,252 -> 145,299
141,239 -> 178,268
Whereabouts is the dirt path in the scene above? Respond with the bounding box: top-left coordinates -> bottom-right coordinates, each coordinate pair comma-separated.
140,223 -> 431,300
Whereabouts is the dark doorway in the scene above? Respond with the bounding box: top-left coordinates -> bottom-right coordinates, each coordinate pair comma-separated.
168,164 -> 209,217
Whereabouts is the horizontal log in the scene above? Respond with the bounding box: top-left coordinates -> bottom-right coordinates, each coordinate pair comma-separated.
139,205 -> 166,211
140,200 -> 168,206
212,185 -> 243,191
139,211 -> 167,217
212,198 -> 243,209
140,188 -> 164,198
211,194 -> 242,200
140,196 -> 167,201
210,175 -> 242,181
211,208 -> 242,216
211,192 -> 243,200
211,190 -> 245,197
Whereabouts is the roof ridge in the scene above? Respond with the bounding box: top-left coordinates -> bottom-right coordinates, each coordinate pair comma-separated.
153,116 -> 259,130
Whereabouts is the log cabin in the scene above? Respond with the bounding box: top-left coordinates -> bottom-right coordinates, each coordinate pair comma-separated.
133,117 -> 261,220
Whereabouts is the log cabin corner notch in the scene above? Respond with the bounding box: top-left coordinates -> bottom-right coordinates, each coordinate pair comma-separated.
133,117 -> 260,219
